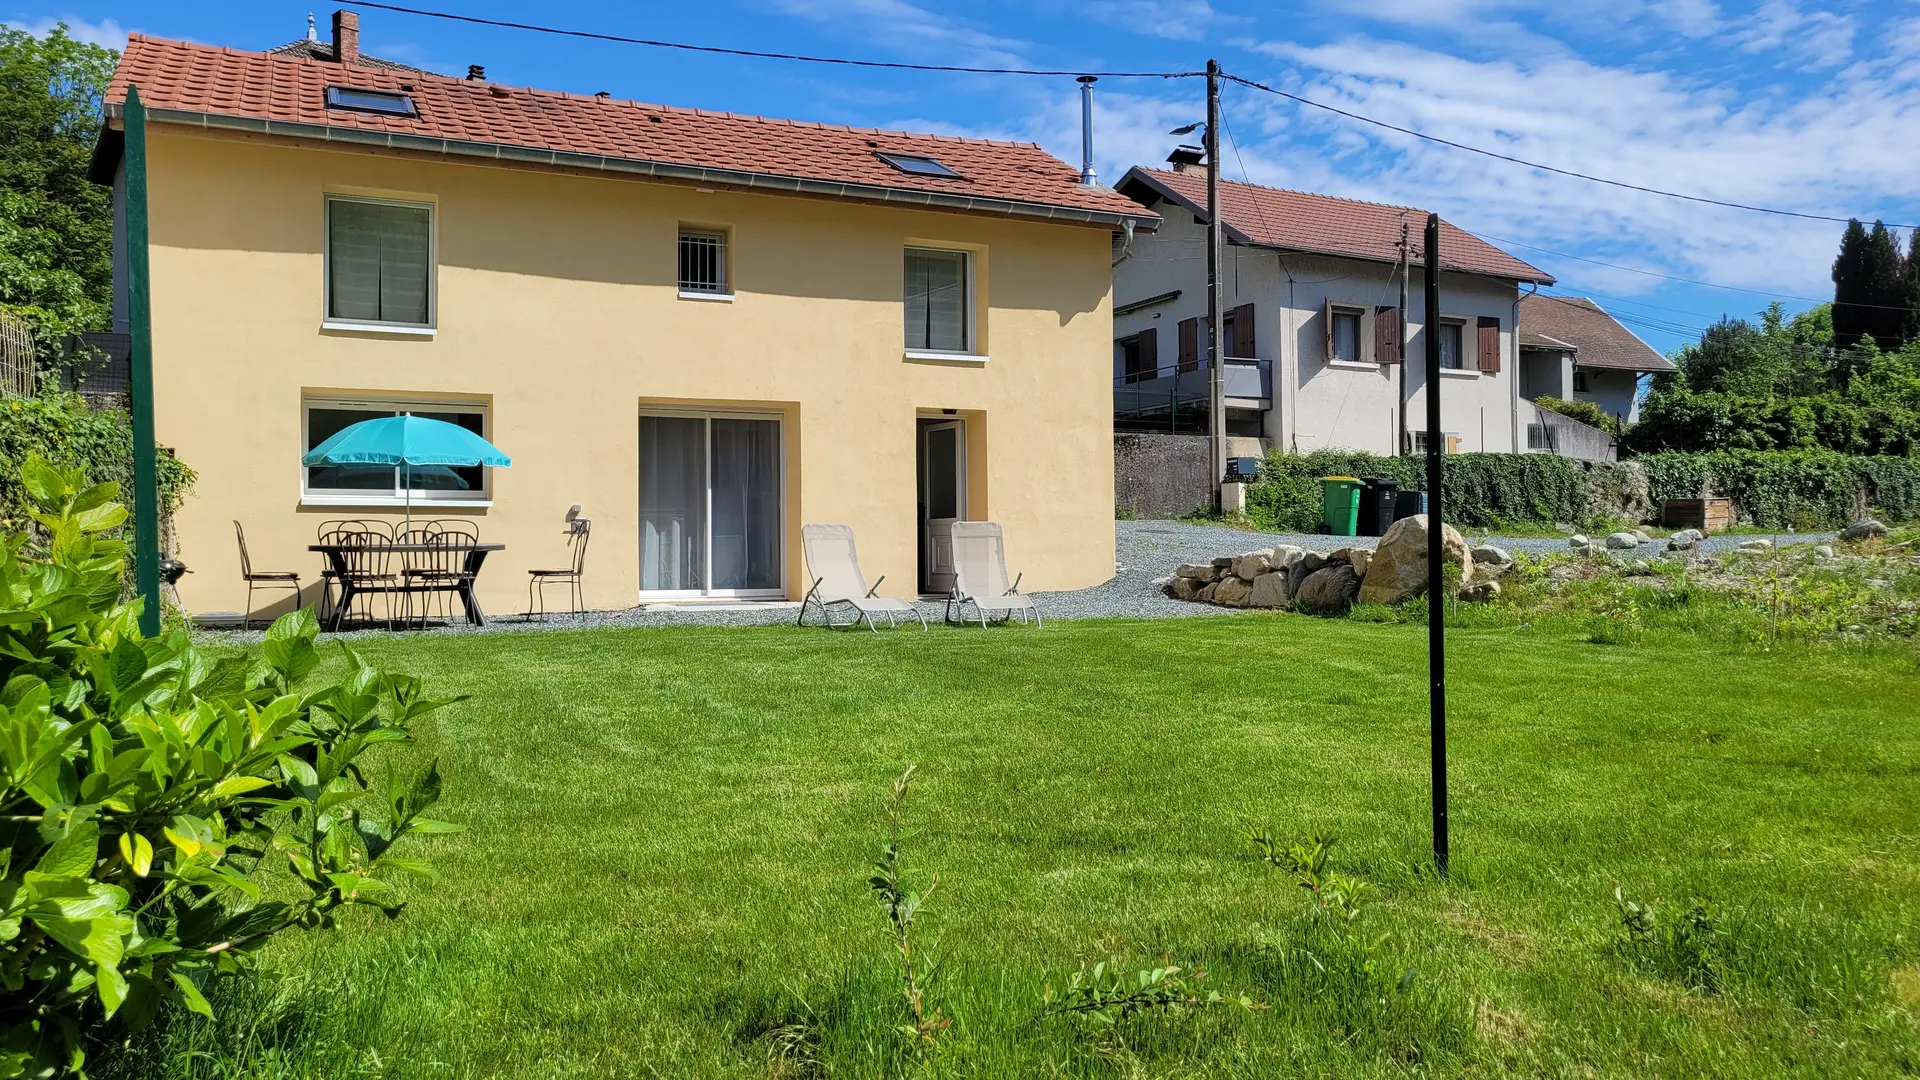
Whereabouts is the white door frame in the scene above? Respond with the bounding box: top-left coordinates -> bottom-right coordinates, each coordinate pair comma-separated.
638,408 -> 787,601
919,418 -> 966,596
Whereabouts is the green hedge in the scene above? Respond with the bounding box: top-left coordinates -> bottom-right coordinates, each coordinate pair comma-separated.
1637,450 -> 1920,530
1244,450 -> 1585,532
0,390 -> 194,533
1246,448 -> 1919,532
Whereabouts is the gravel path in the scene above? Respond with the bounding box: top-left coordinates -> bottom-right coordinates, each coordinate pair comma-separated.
199,521 -> 1836,643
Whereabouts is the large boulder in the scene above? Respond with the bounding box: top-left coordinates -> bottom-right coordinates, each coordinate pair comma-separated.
1232,550 -> 1274,580
1670,529 -> 1704,543
1605,531 -> 1640,550
1841,519 -> 1890,541
1459,579 -> 1501,603
1471,544 -> 1512,573
1213,575 -> 1254,607
1271,545 -> 1305,570
1355,514 -> 1472,606
1294,564 -> 1360,616
1173,563 -> 1219,583
1169,575 -> 1205,601
1248,571 -> 1290,609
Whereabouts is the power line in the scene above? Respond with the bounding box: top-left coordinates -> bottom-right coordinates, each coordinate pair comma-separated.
349,2 -> 1200,78
1221,73 -> 1920,231
1475,231 -> 1919,313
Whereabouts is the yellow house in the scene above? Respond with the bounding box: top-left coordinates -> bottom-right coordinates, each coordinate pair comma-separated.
94,15 -> 1155,624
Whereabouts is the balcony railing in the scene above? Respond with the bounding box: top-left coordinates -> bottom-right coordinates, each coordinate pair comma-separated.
1115,357 -> 1270,434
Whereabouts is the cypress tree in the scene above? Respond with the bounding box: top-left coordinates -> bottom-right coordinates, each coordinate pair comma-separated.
1860,222 -> 1907,348
1832,218 -> 1868,349
1906,228 -> 1920,347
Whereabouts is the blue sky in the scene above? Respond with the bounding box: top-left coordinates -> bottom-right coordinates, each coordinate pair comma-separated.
12,0 -> 1920,353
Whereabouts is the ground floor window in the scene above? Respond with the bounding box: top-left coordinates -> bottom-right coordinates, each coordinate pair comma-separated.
303,396 -> 489,503
639,412 -> 783,595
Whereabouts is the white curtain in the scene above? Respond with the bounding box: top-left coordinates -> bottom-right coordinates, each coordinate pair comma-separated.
639,416 -> 706,591
329,199 -> 431,325
904,249 -> 968,351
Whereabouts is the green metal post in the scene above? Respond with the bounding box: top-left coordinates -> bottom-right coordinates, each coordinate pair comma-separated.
125,88 -> 161,636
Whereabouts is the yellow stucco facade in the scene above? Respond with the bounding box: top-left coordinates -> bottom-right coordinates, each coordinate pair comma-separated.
144,126 -> 1119,621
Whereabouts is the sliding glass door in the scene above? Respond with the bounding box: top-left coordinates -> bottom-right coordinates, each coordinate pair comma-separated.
639,413 -> 783,597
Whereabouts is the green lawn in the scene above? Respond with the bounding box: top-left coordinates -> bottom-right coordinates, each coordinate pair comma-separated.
110,617 -> 1920,1079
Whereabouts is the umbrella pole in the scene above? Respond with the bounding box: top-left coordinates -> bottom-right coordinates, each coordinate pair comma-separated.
405,462 -> 412,533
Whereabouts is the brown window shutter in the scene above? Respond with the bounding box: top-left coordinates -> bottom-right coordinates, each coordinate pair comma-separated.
1477,316 -> 1501,373
1137,327 -> 1158,374
1230,303 -> 1255,358
1322,298 -> 1335,362
1177,317 -> 1199,371
1375,305 -> 1400,364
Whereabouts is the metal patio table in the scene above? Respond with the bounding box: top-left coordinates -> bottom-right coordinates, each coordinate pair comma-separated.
310,542 -> 505,629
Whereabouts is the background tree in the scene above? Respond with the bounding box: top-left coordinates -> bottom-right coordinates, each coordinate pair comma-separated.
1906,228 -> 1920,346
1832,219 -> 1868,350
0,22 -> 116,359
1858,222 -> 1909,349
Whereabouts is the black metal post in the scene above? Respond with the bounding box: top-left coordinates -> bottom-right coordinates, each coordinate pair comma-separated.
1423,213 -> 1448,875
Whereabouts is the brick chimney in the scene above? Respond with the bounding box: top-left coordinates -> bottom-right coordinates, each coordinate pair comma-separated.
331,10 -> 359,65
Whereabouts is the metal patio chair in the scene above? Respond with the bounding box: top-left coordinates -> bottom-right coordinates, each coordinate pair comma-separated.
401,527 -> 476,628
316,519 -> 390,624
946,521 -> 1041,628
319,526 -> 400,631
233,520 -> 299,630
797,523 -> 927,631
526,521 -> 589,620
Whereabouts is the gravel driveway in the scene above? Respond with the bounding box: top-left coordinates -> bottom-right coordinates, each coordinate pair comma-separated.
201,521 -> 1836,641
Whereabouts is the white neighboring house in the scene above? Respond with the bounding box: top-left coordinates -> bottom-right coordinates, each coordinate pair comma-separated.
1516,294 -> 1676,426
1111,166 -> 1555,455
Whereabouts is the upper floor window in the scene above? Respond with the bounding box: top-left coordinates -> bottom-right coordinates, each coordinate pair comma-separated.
678,228 -> 729,296
905,247 -> 970,353
1330,309 -> 1360,363
326,195 -> 433,329
1437,320 -> 1465,370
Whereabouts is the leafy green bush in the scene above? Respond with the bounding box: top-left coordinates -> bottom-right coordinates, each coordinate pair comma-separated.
0,392 -> 194,536
1638,450 -> 1920,529
1535,396 -> 1623,436
1245,451 -> 1585,532
0,456 -> 458,1078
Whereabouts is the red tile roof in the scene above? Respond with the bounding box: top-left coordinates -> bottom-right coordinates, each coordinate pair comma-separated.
103,35 -> 1155,229
1518,295 -> 1675,371
1118,167 -> 1552,284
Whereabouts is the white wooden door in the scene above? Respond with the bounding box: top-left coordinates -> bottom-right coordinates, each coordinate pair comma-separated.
920,421 -> 965,594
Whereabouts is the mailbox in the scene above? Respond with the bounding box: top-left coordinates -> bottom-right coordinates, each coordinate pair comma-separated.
1225,456 -> 1261,481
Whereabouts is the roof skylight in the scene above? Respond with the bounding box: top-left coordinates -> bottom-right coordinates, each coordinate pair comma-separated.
325,86 -> 417,117
876,151 -> 962,178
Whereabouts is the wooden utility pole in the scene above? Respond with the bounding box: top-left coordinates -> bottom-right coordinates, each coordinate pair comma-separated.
126,87 -> 161,637
1205,59 -> 1225,512
1423,212 -> 1448,875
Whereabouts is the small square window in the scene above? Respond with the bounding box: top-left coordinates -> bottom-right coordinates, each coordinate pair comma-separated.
326,196 -> 433,328
678,229 -> 728,294
325,86 -> 416,117
876,152 -> 963,178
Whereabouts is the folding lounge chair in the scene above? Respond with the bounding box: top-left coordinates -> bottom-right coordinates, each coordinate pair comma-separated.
946,521 -> 1042,628
798,523 -> 928,631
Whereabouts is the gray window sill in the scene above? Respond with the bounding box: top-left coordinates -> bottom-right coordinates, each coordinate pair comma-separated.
1326,359 -> 1381,371
905,349 -> 988,364
678,290 -> 735,302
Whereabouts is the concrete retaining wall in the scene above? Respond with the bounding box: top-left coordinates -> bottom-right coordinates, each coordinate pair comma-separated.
1115,434 -> 1269,519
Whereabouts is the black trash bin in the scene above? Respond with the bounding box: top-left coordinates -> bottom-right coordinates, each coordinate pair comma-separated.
1395,489 -> 1428,521
1358,477 -> 1401,537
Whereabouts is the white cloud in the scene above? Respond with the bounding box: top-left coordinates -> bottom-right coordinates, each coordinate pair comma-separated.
1219,31 -> 1920,301
1739,0 -> 1856,68
763,0 -> 1034,68
1077,0 -> 1229,42
12,14 -> 129,48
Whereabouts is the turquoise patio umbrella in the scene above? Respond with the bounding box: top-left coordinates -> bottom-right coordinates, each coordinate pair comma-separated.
301,415 -> 512,529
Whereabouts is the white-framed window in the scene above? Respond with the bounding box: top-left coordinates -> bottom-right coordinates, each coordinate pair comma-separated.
325,195 -> 434,330
1437,319 -> 1465,370
678,227 -> 730,296
303,396 -> 490,505
905,247 -> 972,353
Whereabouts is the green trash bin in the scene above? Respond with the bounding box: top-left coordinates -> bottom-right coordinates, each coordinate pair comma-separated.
1321,476 -> 1363,536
